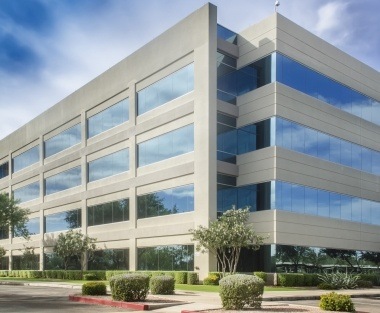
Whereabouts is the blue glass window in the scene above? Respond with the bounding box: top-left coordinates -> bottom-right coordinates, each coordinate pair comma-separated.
13,181 -> 40,203
45,209 -> 81,233
138,124 -> 194,167
276,53 -> 380,126
88,149 -> 129,182
13,146 -> 39,173
26,217 -> 40,235
88,98 -> 129,138
88,199 -> 129,226
137,64 -> 194,115
45,166 -> 81,195
45,124 -> 81,158
137,245 -> 194,271
0,162 -> 9,179
217,24 -> 237,44
137,184 -> 194,219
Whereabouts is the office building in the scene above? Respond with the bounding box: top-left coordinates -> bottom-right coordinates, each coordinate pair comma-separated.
0,3 -> 379,278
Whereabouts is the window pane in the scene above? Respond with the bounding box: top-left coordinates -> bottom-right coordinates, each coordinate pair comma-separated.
0,162 -> 9,179
45,166 -> 81,195
13,146 -> 39,173
45,209 -> 81,233
45,124 -> 81,158
13,181 -> 40,203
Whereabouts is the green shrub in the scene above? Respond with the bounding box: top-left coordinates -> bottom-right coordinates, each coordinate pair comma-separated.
175,272 -> 187,284
0,271 -> 8,277
278,273 -> 304,287
319,292 -> 355,312
254,272 -> 267,283
219,274 -> 264,310
359,274 -> 380,286
356,279 -> 373,288
318,272 -> 359,289
106,270 -> 129,281
82,282 -> 107,296
83,273 -> 99,281
83,271 -> 106,280
203,274 -> 220,285
187,272 -> 199,285
29,271 -> 43,278
304,273 -> 319,286
150,275 -> 175,295
109,273 -> 149,302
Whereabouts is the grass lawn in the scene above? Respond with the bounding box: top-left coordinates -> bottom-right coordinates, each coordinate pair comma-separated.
175,284 -> 300,292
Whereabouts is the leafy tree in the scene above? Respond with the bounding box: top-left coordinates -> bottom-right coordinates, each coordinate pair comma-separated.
0,246 -> 5,259
53,230 -> 96,271
276,245 -> 311,272
190,208 -> 266,276
0,193 -> 30,238
322,249 -> 362,272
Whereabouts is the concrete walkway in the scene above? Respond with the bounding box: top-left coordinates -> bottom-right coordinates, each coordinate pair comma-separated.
1,280 -> 380,312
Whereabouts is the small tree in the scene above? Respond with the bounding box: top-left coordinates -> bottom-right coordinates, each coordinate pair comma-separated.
53,230 -> 96,271
190,208 -> 267,276
0,193 -> 30,238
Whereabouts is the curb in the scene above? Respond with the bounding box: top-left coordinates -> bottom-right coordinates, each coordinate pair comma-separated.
69,295 -> 149,311
263,293 -> 380,301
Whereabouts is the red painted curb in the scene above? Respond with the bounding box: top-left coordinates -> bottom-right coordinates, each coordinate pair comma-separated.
181,310 -> 199,313
69,295 -> 149,310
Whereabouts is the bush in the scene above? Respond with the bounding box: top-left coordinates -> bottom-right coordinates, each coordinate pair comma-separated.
187,272 -> 199,285
319,292 -> 355,312
175,272 -> 187,284
0,271 -> 8,277
203,274 -> 220,285
150,275 -> 175,295
109,273 -> 149,302
359,274 -> 380,286
318,272 -> 359,289
82,282 -> 107,296
106,270 -> 130,281
318,282 -> 336,290
278,273 -> 304,287
304,273 -> 319,286
83,273 -> 99,281
219,274 -> 264,310
254,272 -> 267,284
356,280 -> 373,288
29,271 -> 44,279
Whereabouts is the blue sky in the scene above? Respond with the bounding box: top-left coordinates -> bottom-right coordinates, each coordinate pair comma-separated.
0,0 -> 379,139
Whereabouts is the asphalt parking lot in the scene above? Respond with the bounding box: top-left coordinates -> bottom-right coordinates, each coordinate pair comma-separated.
282,297 -> 380,313
0,285 -> 132,313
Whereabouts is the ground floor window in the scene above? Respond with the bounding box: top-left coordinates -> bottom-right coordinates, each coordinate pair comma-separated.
44,253 -> 81,270
0,257 -> 8,270
235,245 -> 380,274
137,244 -> 194,271
88,249 -> 129,270
12,254 -> 39,270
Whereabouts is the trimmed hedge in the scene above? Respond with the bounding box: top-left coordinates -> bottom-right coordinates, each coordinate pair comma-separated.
219,274 -> 264,310
359,274 -> 380,286
203,274 -> 220,285
82,282 -> 107,295
254,272 -> 267,284
278,273 -> 319,287
110,273 -> 149,302
175,272 -> 187,284
150,275 -> 175,294
187,272 -> 199,285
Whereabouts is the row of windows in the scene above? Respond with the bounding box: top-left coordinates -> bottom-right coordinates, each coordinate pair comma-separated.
12,124 -> 194,203
217,52 -> 380,127
5,63 -> 194,177
218,115 -> 380,175
217,178 -> 380,226
137,184 -> 194,218
88,199 -> 129,226
137,63 -> 194,115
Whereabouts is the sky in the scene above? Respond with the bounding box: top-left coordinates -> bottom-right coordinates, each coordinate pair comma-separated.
0,0 -> 379,140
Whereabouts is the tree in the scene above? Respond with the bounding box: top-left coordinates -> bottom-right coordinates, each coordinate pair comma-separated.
190,208 -> 266,276
276,245 -> 310,272
361,251 -> 380,269
0,193 -> 30,238
53,230 -> 96,271
322,249 -> 362,272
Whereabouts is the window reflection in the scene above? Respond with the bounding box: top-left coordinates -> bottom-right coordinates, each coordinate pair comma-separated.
88,98 -> 129,138
88,249 -> 129,270
45,124 -> 81,158
138,124 -> 194,167
88,199 -> 129,226
13,181 -> 40,203
217,24 -> 237,44
88,149 -> 129,182
45,209 -> 81,233
0,226 -> 9,240
137,245 -> 194,271
137,64 -> 194,115
13,146 -> 39,173
45,166 -> 81,195
0,162 -> 9,179
137,184 -> 194,219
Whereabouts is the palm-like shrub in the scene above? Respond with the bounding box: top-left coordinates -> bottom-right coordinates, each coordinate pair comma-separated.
318,272 -> 359,289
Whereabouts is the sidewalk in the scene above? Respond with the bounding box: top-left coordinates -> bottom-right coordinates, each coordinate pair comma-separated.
2,280 -> 380,312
